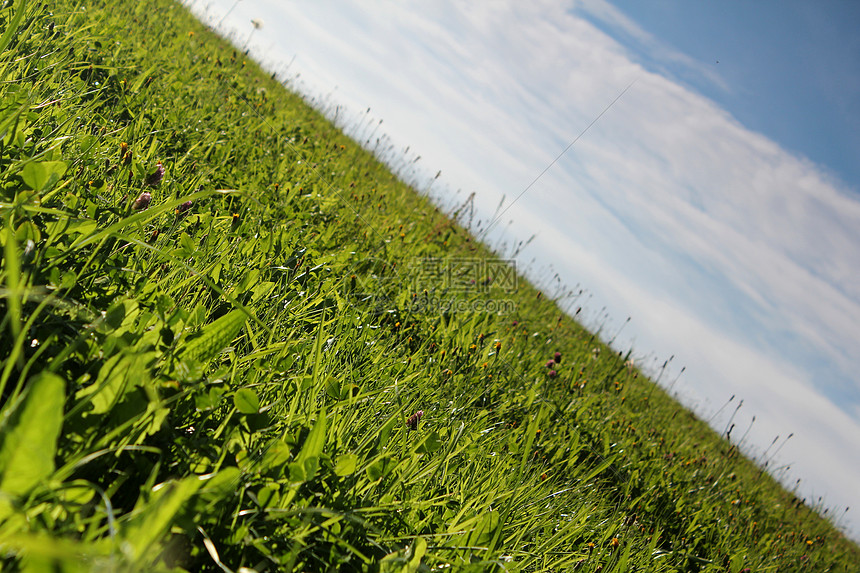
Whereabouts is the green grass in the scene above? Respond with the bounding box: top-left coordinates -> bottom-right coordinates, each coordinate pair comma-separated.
0,0 -> 858,571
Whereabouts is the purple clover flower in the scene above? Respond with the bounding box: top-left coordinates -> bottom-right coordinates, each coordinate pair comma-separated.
132,191 -> 151,211
406,410 -> 424,430
176,200 -> 193,216
145,161 -> 165,187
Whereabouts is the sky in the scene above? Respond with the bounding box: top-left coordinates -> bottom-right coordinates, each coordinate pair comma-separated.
182,0 -> 860,541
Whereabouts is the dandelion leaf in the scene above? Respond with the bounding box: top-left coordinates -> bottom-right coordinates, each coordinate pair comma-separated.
121,476 -> 202,562
0,373 -> 65,497
173,309 -> 247,381
75,351 -> 155,414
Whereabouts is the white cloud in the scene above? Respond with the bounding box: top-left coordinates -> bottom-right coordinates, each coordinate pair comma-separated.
569,0 -> 732,92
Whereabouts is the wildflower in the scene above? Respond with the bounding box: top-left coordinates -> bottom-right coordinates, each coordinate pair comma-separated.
547,369 -> 558,378
176,200 -> 193,216
132,191 -> 151,211
610,537 -> 619,548
145,161 -> 164,187
545,360 -> 555,369
553,351 -> 562,363
406,410 -> 423,430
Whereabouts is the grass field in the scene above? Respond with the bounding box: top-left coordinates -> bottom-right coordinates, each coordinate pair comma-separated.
1,0 -> 858,570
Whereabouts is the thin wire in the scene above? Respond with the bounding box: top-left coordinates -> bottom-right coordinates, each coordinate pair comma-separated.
477,78 -> 638,242
215,0 -> 243,30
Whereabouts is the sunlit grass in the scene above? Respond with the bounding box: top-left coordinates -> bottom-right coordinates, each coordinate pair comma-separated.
0,0 -> 857,571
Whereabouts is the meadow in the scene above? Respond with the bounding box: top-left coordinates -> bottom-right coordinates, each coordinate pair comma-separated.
0,0 -> 858,570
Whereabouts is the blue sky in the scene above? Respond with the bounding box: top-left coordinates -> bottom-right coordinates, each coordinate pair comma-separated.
184,0 -> 860,541
603,0 -> 860,193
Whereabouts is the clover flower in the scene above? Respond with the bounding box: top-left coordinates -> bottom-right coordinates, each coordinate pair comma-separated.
145,161 -> 164,187
132,191 -> 151,211
176,200 -> 193,216
406,410 -> 424,430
